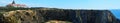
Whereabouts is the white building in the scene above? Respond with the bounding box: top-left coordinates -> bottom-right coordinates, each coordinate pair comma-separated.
6,0 -> 28,8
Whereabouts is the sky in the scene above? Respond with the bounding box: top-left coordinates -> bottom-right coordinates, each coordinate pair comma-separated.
0,0 -> 120,19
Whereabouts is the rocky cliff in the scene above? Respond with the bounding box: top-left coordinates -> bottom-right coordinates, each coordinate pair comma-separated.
0,8 -> 120,23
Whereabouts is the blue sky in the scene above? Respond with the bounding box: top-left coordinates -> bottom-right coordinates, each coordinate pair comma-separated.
0,0 -> 120,9
0,0 -> 120,19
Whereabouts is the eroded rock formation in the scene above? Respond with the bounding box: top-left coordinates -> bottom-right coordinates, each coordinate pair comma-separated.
0,9 -> 119,23
2,10 -> 38,23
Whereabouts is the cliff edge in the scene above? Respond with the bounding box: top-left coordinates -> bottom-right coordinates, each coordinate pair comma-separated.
0,8 -> 119,23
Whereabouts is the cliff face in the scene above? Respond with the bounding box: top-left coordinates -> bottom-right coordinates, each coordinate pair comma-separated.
0,8 -> 120,23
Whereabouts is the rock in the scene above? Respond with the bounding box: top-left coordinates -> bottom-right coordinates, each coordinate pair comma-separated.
0,9 -> 119,23
2,10 -> 38,23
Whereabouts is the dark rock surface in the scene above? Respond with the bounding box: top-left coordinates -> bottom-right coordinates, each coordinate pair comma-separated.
0,8 -> 120,23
